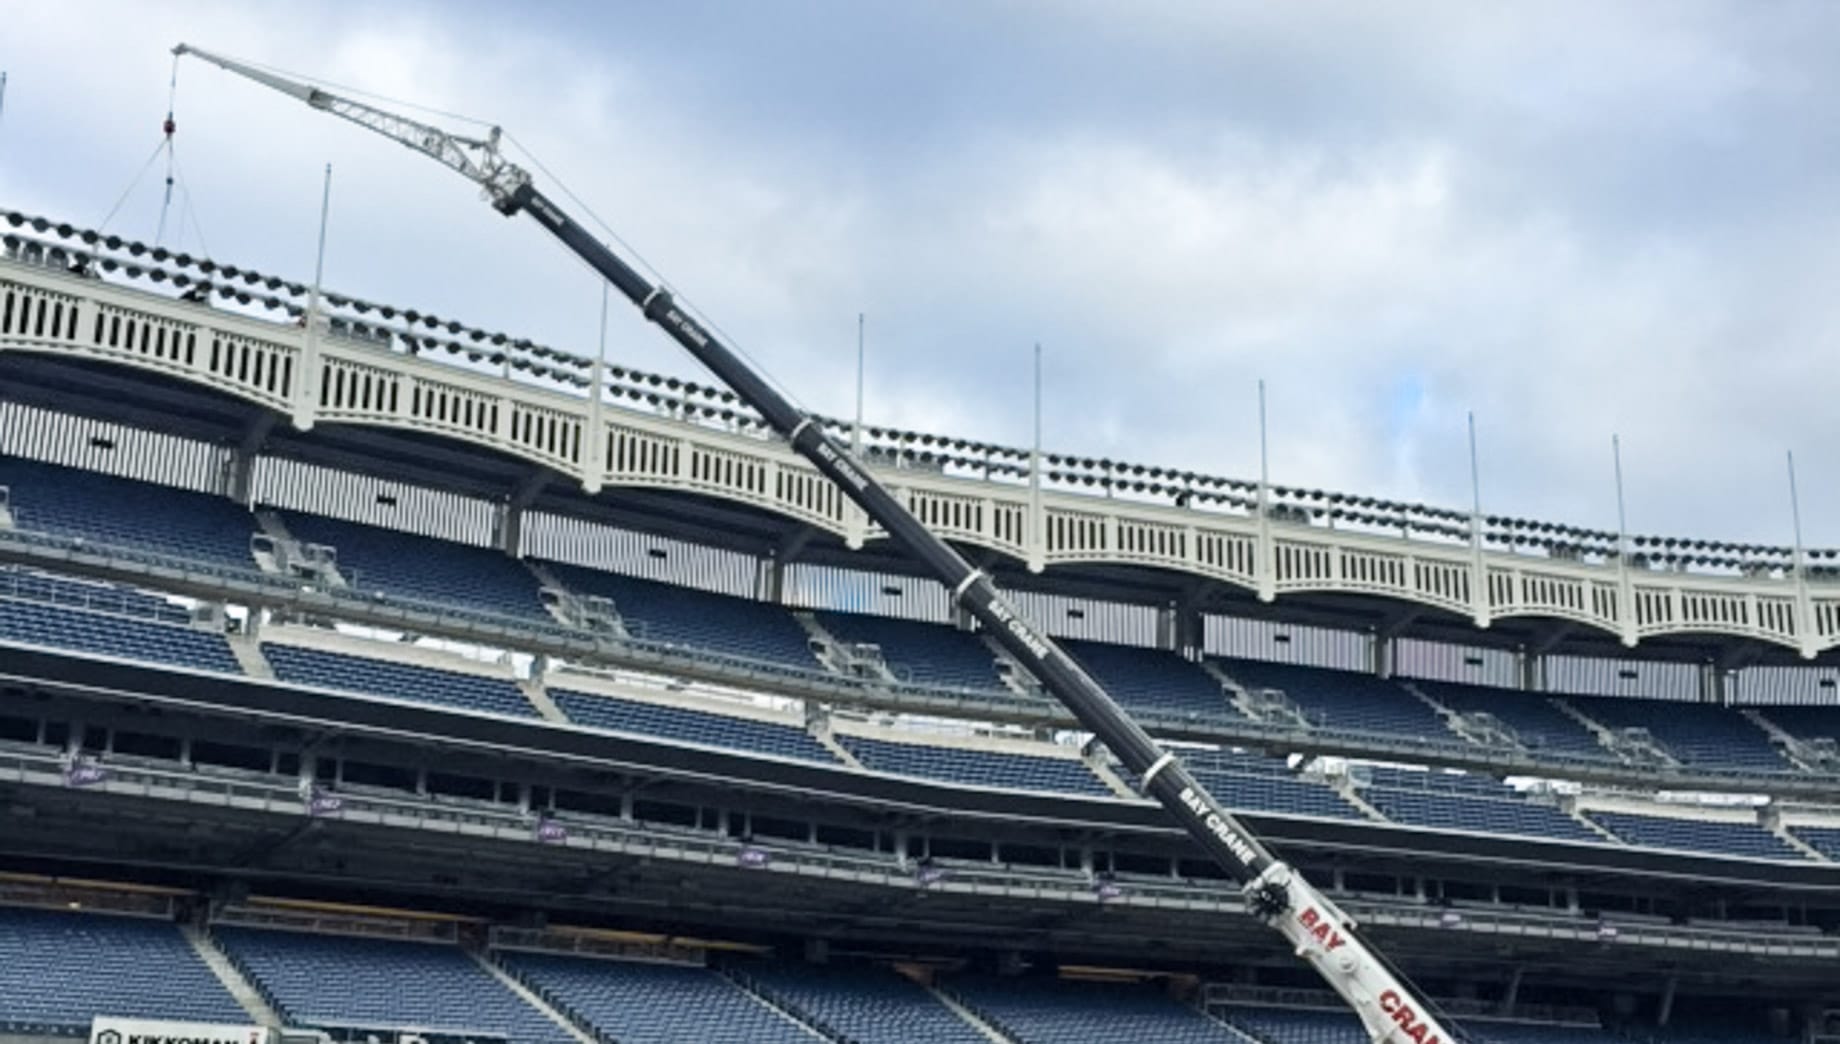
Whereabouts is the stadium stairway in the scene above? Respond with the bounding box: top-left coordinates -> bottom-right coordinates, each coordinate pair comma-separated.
925,984 -> 1016,1043
467,951 -> 597,1044
179,922 -> 283,1029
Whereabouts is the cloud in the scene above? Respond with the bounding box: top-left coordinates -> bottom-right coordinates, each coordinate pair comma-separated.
4,0 -> 1839,549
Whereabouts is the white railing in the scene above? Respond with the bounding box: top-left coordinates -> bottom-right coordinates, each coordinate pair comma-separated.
3,253 -> 1835,656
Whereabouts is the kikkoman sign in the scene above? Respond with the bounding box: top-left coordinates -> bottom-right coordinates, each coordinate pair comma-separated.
89,1017 -> 270,1044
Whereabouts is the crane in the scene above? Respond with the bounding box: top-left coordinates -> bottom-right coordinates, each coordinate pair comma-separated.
173,43 -> 1458,1044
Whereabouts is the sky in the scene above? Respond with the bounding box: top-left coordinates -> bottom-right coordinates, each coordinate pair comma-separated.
2,1 -> 1838,547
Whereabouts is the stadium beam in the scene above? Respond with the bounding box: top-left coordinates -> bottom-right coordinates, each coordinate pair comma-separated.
177,43 -> 1463,1044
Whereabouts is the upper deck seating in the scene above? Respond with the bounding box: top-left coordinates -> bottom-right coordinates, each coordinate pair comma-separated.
545,564 -> 821,673
1218,659 -> 1450,742
0,456 -> 257,570
1563,696 -> 1791,774
816,611 -> 1008,693
281,513 -> 553,627
1409,680 -> 1609,761
0,907 -> 246,1035
1062,639 -> 1234,719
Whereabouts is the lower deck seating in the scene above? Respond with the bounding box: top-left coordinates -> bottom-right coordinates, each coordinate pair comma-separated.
502,952 -> 811,1044
0,907 -> 246,1035
0,597 -> 239,674
1787,825 -> 1840,861
1224,1007 -> 1612,1044
743,962 -> 985,1044
214,927 -> 574,1044
0,566 -> 190,623
954,977 -> 1239,1043
1355,767 -> 1601,844
1183,750 -> 1365,821
1585,810 -> 1803,861
263,644 -> 538,718
552,688 -> 838,763
840,734 -> 1112,797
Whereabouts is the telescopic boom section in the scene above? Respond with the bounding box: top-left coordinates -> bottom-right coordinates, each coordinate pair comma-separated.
176,42 -> 1458,1044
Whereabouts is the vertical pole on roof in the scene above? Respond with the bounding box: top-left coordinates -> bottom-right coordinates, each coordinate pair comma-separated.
1787,450 -> 1807,579
0,73 -> 8,155
1612,435 -> 1629,557
852,313 -> 865,455
1027,342 -> 1045,573
1467,412 -> 1488,629
1612,434 -> 1638,648
582,280 -> 608,494
1467,412 -> 1482,545
1258,379 -> 1270,512
1255,379 -> 1275,602
293,163 -> 333,432
1787,449 -> 1816,661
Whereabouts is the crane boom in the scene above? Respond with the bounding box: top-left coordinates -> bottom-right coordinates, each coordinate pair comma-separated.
176,43 -> 1458,1044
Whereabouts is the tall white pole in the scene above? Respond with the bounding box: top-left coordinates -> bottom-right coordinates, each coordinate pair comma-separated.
853,312 -> 865,454
1467,411 -> 1482,548
1788,450 -> 1806,578
1612,434 -> 1629,557
293,163 -> 333,431
0,72 -> 9,156
1258,379 -> 1270,516
1032,342 -> 1043,478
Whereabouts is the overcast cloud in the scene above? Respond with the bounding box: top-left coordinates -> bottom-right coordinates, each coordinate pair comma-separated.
2,1 -> 1837,546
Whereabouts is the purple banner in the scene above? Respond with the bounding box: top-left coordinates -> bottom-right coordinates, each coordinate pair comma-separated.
535,819 -> 568,844
305,786 -> 343,817
914,864 -> 949,887
63,759 -> 106,788
1093,881 -> 1124,902
736,846 -> 771,869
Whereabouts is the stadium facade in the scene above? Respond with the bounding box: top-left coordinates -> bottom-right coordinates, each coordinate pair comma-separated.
1,210 -> 1839,1042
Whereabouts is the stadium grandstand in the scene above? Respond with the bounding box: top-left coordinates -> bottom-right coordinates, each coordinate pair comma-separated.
5,203 -> 1840,1043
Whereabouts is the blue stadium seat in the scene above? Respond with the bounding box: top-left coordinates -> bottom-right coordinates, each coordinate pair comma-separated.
840,734 -> 1112,797
1184,750 -> 1366,821
545,564 -> 821,672
1354,767 -> 1601,843
0,907 -> 246,1035
263,644 -> 539,718
1062,639 -> 1234,719
743,962 -> 985,1044
1218,659 -> 1449,741
0,597 -> 240,674
0,456 -> 258,570
502,952 -> 811,1044
1410,681 -> 1609,762
551,687 -> 838,764
0,566 -> 190,623
214,927 -> 574,1044
1786,825 -> 1840,861
1564,696 -> 1791,774
1585,810 -> 1803,861
282,513 -> 553,627
816,610 -> 1008,693
1225,1006 -> 1612,1044
954,976 -> 1239,1043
